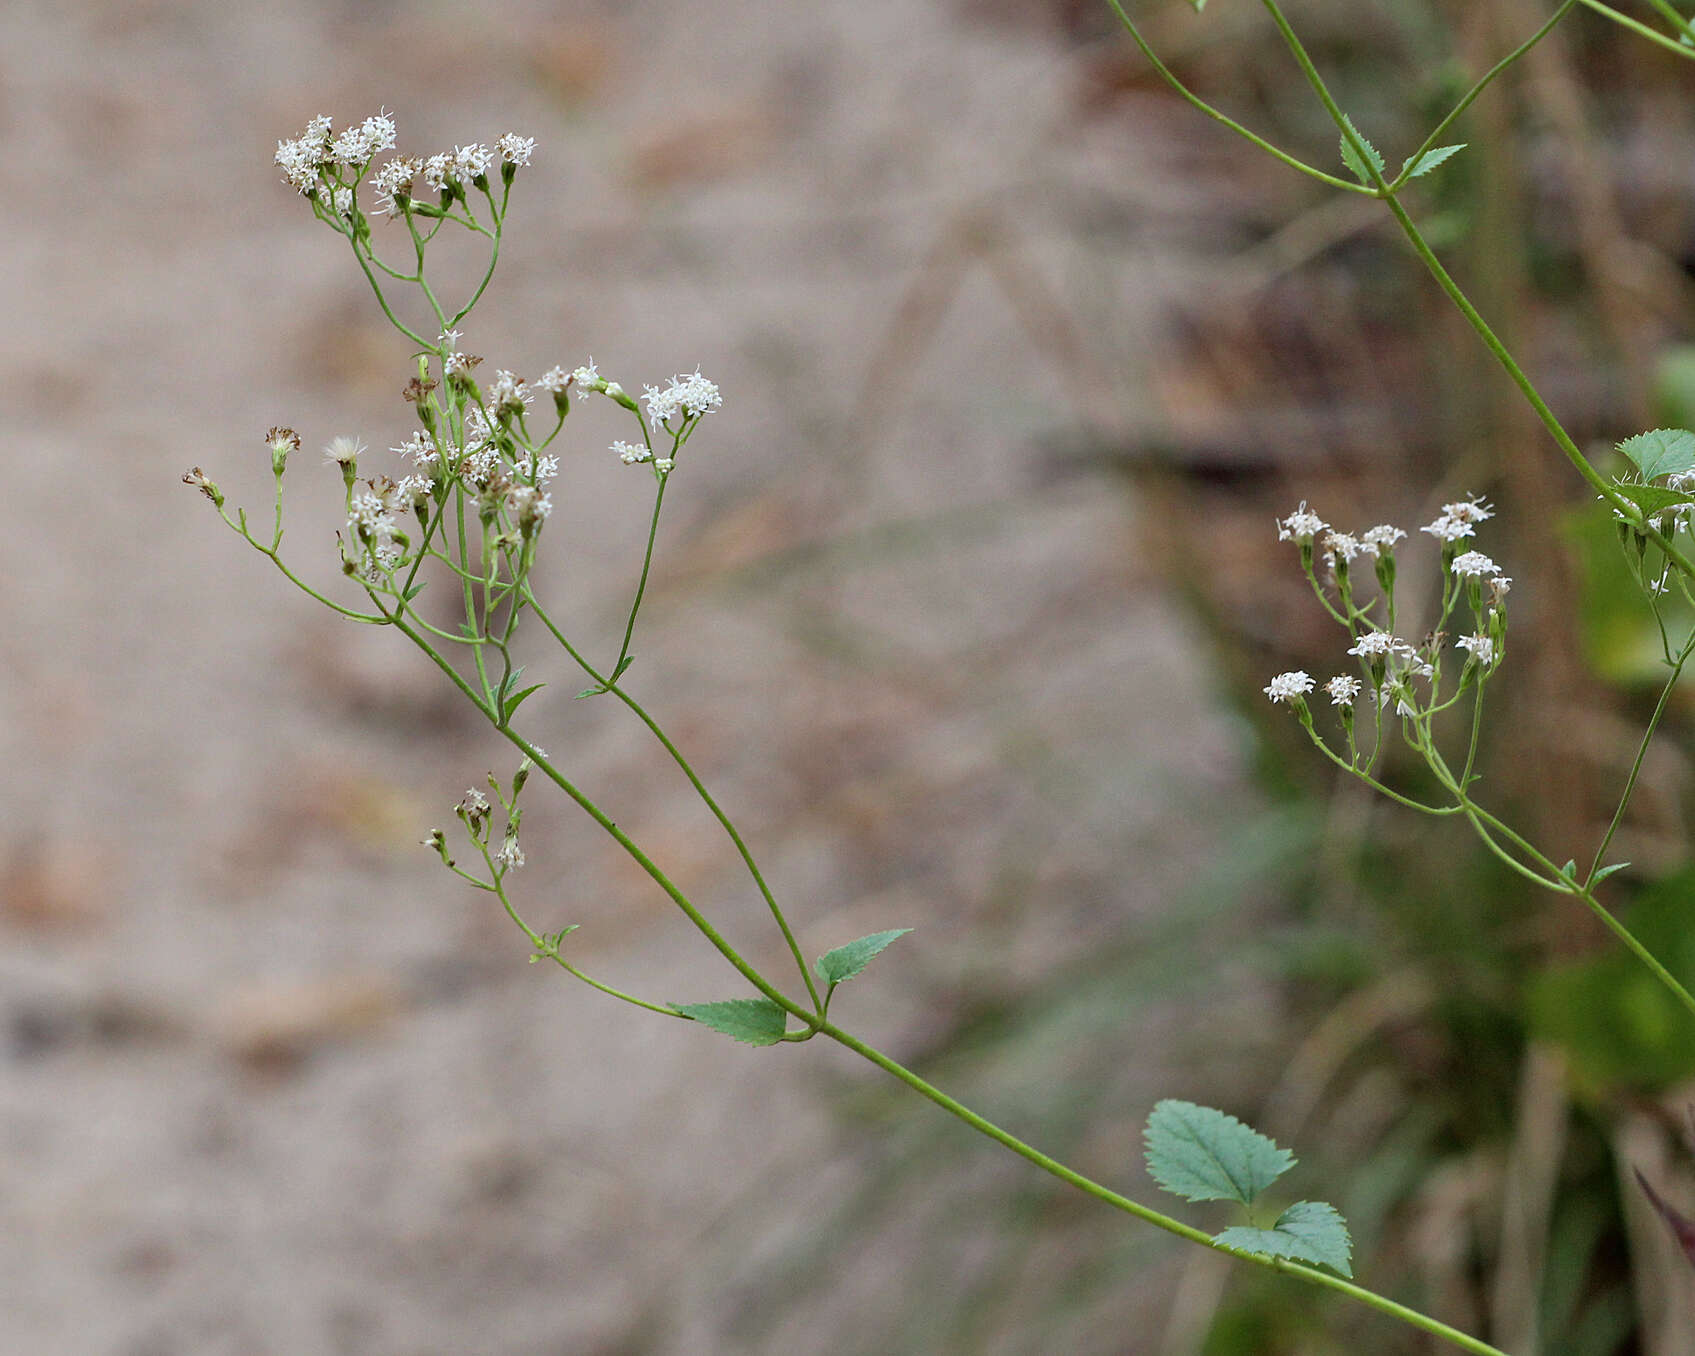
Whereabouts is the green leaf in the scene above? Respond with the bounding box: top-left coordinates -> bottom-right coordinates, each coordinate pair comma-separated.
673,998 -> 788,1046
816,929 -> 912,986
1399,143 -> 1465,180
404,581 -> 428,602
1338,115 -> 1385,186
1610,483 -> 1695,519
613,655 -> 635,680
1190,0 -> 1207,11
1593,861 -> 1631,885
573,684 -> 606,699
1618,429 -> 1695,482
502,683 -> 545,719
1214,1201 -> 1354,1276
1144,1100 -> 1295,1206
1561,860 -> 1578,880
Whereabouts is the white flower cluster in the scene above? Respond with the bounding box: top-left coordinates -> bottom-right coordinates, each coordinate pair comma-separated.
274,112 -> 534,207
1278,503 -> 1407,567
1267,496 -> 1510,718
1263,671 -> 1315,704
1420,495 -> 1493,543
642,369 -> 722,425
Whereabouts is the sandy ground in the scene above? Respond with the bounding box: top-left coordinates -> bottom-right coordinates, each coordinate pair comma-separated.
0,1 -> 1269,1351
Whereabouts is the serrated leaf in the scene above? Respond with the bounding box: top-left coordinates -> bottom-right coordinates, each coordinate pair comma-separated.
673,998 -> 788,1046
1338,115 -> 1385,186
1214,1201 -> 1354,1276
1611,483 -> 1695,518
1618,429 -> 1695,482
816,929 -> 912,986
1399,143 -> 1465,180
1144,1100 -> 1295,1206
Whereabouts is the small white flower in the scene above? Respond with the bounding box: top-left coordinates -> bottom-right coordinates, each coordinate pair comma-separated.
1277,501 -> 1327,543
572,359 -> 604,392
396,474 -> 433,504
453,142 -> 494,182
1442,495 -> 1494,524
497,132 -> 536,166
1451,550 -> 1500,578
1322,531 -> 1363,563
613,439 -> 651,465
1263,671 -> 1315,704
422,153 -> 453,191
642,368 -> 722,425
392,430 -> 438,466
643,382 -> 681,425
1421,513 -> 1475,542
487,369 -> 531,415
1346,631 -> 1403,658
1456,633 -> 1496,666
654,457 -> 675,473
675,368 -> 721,416
536,366 -> 569,395
496,837 -> 526,870
1325,675 -> 1362,706
533,455 -> 559,485
370,155 -> 421,215
1360,524 -> 1407,555
348,489 -> 396,537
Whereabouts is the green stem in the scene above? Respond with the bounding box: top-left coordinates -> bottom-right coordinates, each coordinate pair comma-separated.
1573,884 -> 1695,1023
522,589 -> 824,1011
1390,0 -> 1579,191
611,476 -> 669,680
1256,0 -> 1695,579
1576,0 -> 1695,57
816,1019 -> 1511,1356
1586,627 -> 1695,885
1100,0 -> 1373,194
1643,0 -> 1695,40
383,609 -> 811,1023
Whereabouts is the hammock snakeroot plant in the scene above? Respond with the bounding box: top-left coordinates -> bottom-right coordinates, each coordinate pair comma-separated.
188,1 -> 1695,1343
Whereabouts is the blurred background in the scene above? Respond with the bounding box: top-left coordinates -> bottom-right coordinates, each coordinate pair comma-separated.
7,0 -> 1695,1350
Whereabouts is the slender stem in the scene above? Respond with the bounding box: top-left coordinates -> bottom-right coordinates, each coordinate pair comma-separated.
817,1020 -> 1510,1356
1643,0 -> 1695,41
1391,0 -> 1579,191
1573,885 -> 1695,1022
1100,0 -> 1373,194
450,180 -> 510,325
612,476 -> 669,679
480,846 -> 687,1018
1577,0 -> 1695,57
1586,630 -> 1695,884
522,589 -> 824,1011
386,607 -> 813,1022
